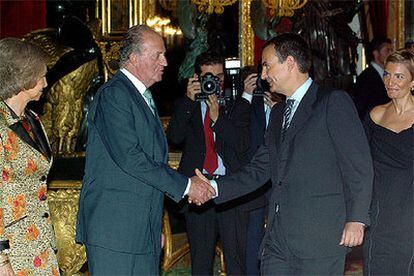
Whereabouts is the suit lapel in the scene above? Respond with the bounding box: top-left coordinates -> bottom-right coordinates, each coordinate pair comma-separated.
25,109 -> 52,161
270,102 -> 284,152
116,72 -> 168,159
252,96 -> 266,133
283,83 -> 318,143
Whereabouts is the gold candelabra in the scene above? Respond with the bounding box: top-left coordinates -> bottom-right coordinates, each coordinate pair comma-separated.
191,0 -> 237,14
262,0 -> 308,17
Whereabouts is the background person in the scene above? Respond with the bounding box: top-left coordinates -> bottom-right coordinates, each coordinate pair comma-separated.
0,38 -> 59,276
363,49 -> 414,276
353,37 -> 393,119
167,51 -> 251,275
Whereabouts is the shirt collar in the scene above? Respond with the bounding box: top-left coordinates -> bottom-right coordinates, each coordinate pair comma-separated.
120,68 -> 147,96
370,62 -> 384,78
287,77 -> 313,105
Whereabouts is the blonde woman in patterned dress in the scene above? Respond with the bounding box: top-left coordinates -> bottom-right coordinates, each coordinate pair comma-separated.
0,38 -> 59,276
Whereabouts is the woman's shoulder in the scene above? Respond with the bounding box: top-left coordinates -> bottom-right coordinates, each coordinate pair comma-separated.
369,102 -> 391,123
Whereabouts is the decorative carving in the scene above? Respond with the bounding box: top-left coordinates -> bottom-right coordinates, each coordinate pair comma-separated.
42,59 -> 99,155
191,0 -> 237,14
47,188 -> 86,275
239,0 -> 254,67
262,0 -> 308,18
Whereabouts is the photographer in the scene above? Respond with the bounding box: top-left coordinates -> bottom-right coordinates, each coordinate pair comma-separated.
241,69 -> 282,275
167,51 -> 250,275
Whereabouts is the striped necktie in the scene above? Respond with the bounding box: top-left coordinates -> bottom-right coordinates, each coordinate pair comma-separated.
282,99 -> 295,141
143,89 -> 157,115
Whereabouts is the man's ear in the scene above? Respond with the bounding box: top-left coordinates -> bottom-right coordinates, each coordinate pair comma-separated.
286,55 -> 295,72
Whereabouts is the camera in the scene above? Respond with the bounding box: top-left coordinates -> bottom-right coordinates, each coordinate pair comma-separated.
224,58 -> 242,100
195,73 -> 222,102
253,63 -> 269,96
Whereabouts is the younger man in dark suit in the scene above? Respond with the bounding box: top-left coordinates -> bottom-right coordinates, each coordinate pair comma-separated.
167,52 -> 250,275
195,33 -> 373,275
353,37 -> 393,119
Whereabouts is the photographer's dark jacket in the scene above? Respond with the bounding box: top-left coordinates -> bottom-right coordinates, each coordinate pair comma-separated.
167,96 -> 250,194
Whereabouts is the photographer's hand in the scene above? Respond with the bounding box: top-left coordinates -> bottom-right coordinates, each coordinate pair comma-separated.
206,94 -> 219,122
186,74 -> 201,101
244,73 -> 257,95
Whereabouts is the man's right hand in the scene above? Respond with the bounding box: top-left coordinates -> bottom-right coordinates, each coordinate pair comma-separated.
244,73 -> 257,95
188,169 -> 216,205
186,74 -> 201,101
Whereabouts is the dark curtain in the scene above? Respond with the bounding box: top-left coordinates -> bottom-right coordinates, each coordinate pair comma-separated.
368,0 -> 388,38
0,0 -> 46,39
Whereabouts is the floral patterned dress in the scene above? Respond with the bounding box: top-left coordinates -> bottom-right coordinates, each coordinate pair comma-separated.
0,101 -> 59,275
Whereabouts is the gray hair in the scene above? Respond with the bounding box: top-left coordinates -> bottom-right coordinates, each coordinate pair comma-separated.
0,38 -> 48,101
119,25 -> 158,67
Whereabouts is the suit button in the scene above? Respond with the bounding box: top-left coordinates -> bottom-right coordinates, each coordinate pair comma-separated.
42,212 -> 49,218
278,181 -> 282,186
275,204 -> 280,213
39,175 -> 47,182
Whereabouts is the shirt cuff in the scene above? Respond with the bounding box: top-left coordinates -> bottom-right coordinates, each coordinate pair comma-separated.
182,178 -> 191,198
210,180 -> 218,198
242,92 -> 253,103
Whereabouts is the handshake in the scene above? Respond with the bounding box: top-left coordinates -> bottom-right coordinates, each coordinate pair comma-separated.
187,169 -> 216,205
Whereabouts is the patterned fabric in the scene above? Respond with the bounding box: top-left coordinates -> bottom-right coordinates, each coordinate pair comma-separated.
0,101 -> 59,275
282,99 -> 295,141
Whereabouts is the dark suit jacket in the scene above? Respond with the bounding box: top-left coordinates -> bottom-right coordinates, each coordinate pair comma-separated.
76,71 -> 187,257
215,82 -> 373,258
352,65 -> 389,119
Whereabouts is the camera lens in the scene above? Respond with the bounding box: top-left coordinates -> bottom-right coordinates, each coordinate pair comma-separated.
200,73 -> 219,95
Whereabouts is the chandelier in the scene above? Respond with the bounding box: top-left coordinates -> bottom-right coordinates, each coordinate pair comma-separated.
191,0 -> 237,14
262,0 -> 308,17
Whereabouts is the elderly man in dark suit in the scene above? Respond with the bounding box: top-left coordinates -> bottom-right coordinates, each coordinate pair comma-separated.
75,25 -> 215,275
196,33 -> 373,275
353,37 -> 393,119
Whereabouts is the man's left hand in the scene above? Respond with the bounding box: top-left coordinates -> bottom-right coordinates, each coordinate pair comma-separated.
339,222 -> 364,247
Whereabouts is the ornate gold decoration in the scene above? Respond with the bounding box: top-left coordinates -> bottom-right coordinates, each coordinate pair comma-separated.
239,0 -> 255,67
159,0 -> 177,16
98,40 -> 121,81
23,28 -> 73,68
47,188 -> 86,275
42,59 -> 99,155
262,0 -> 308,17
191,0 -> 237,14
98,0 -> 157,38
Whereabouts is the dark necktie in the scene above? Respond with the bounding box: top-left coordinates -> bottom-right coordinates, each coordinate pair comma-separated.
282,99 -> 295,141
203,107 -> 218,175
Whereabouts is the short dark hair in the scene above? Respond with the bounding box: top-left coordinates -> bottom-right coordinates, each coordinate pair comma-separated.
263,33 -> 311,74
405,41 -> 414,49
369,37 -> 392,53
194,51 -> 223,75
